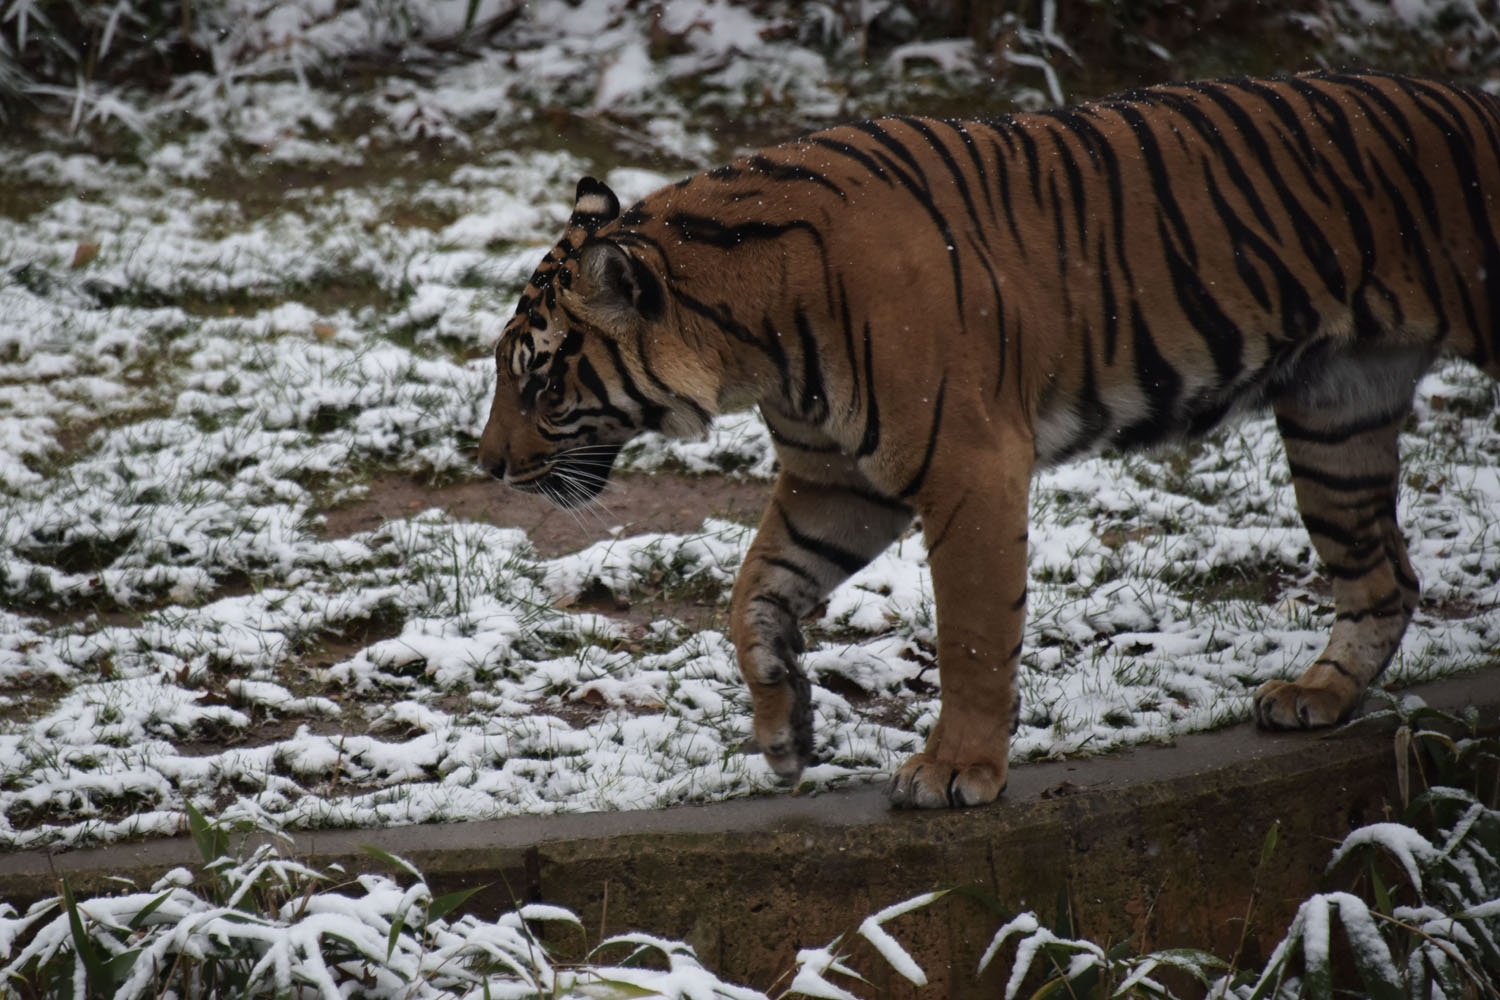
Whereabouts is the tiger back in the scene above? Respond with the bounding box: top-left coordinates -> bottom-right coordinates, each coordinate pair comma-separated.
478,70 -> 1500,808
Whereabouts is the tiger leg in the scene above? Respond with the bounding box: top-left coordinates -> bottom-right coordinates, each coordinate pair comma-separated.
887,442 -> 1031,808
730,468 -> 913,783
1256,403 -> 1418,729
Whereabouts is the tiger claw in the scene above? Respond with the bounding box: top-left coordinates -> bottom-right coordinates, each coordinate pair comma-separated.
1253,679 -> 1353,730
887,754 -> 1006,808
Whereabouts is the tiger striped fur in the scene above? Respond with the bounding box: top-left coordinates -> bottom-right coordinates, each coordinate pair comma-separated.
477,70 -> 1500,808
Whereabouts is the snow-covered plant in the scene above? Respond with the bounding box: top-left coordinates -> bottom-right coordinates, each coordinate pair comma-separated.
0,804 -> 772,999
970,898 -> 1226,1000
1228,701 -> 1500,1000
3,739 -> 1498,1000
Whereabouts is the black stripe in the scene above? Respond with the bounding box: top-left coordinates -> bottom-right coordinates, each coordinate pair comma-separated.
1187,82 -> 1349,303
1160,214 -> 1243,383
1404,79 -> 1500,359
1285,461 -> 1393,493
571,356 -> 633,424
849,120 -> 967,315
759,316 -> 794,403
1335,589 -> 1405,622
1011,120 -> 1043,206
1049,173 -> 1072,324
753,592 -> 800,618
979,126 -> 1026,253
1232,78 -> 1327,185
836,277 -> 861,414
856,322 -> 881,458
1311,657 -> 1357,680
793,305 -> 827,422
764,419 -> 839,453
1116,103 -> 1199,269
596,339 -> 669,429
1286,77 -> 1372,192
810,136 -> 890,183
947,120 -> 996,218
1156,90 -> 1283,241
1275,407 -> 1406,445
1112,302 -> 1182,450
903,117 -> 987,239
665,213 -> 824,251
963,230 -> 1006,390
1048,127 -> 1090,252
1322,554 -> 1389,580
1098,238 -> 1119,364
762,555 -> 821,589
923,493 -> 969,557
746,154 -> 848,199
897,376 -> 947,500
1298,512 -> 1382,553
1200,157 -> 1319,341
776,504 -> 869,576
1339,79 -> 1442,234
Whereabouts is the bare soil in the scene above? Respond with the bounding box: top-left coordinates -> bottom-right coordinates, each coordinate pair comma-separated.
322,469 -> 776,641
323,471 -> 773,558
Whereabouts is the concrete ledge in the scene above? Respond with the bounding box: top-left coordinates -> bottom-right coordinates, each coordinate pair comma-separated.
4,673 -> 1495,997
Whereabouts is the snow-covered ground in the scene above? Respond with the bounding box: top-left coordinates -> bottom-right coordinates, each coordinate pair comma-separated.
3,1 -> 1500,852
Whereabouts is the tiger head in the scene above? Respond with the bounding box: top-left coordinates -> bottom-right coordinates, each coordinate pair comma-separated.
477,177 -> 715,507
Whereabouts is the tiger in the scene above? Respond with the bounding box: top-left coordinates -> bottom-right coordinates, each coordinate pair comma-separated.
477,70 -> 1500,808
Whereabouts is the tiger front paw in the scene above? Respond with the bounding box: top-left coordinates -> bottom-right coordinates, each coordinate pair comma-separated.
886,753 -> 1006,809
750,666 -> 814,784
1253,679 -> 1351,730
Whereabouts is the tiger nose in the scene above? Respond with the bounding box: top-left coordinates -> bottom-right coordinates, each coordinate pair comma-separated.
480,454 -> 507,482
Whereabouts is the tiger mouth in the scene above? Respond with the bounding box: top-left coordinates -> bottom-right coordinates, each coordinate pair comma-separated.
515,444 -> 623,509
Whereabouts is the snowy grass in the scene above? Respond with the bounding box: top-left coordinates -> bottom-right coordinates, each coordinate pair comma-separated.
4,2 -> 1500,853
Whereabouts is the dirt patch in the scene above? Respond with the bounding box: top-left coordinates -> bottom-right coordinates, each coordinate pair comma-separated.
323,471 -> 774,558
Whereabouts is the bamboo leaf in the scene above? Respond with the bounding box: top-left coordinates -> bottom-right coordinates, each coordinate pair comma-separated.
387,904 -> 408,962
359,844 -> 421,880
126,888 -> 177,931
62,878 -> 110,994
184,801 -> 228,864
575,978 -> 664,999
1259,819 -> 1280,868
1367,856 -> 1393,917
429,884 -> 486,922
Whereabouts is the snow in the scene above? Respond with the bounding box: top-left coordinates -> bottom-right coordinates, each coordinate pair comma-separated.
0,0 -> 1498,856
855,893 -> 943,985
1330,823 -> 1443,894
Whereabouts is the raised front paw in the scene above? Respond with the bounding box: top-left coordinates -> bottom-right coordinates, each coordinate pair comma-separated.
886,753 -> 1006,809
1253,679 -> 1352,730
751,665 -> 814,784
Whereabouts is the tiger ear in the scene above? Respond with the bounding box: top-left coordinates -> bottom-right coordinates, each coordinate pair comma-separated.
571,240 -> 663,330
571,177 -> 621,233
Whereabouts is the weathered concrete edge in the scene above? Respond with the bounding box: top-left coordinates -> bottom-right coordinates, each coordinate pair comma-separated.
2,671 -> 1494,906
